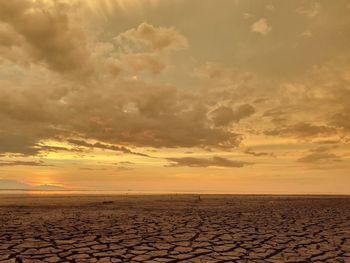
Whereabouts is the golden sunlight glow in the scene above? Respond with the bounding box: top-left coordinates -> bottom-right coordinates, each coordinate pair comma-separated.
0,0 -> 350,194
84,0 -> 160,16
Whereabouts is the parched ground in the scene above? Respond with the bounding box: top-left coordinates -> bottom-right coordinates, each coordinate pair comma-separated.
0,195 -> 349,263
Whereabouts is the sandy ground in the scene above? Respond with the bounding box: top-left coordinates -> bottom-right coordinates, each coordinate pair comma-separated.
0,195 -> 349,263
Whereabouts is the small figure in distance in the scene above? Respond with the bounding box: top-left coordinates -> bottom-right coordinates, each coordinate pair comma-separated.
194,195 -> 201,203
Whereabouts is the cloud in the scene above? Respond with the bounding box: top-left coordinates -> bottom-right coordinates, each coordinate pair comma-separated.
309,146 -> 337,153
251,18 -> 271,36
34,184 -> 67,191
314,139 -> 341,145
113,161 -> 135,171
0,160 -> 51,167
0,133 -> 40,156
166,156 -> 252,168
266,3 -> 275,11
0,78 -> 243,154
0,179 -> 30,189
114,22 -> 188,74
67,139 -> 151,157
263,107 -> 291,124
0,179 -> 68,190
264,122 -> 337,138
211,104 -> 255,126
122,53 -> 166,74
244,149 -> 275,157
0,13 -> 246,155
297,145 -> 342,163
296,2 -> 321,17
115,166 -> 134,171
193,62 -> 227,80
297,152 -> 341,163
0,23 -> 21,47
0,0 -> 91,75
0,133 -> 82,156
300,31 -> 313,38
332,103 -> 350,132
62,85 -> 242,149
0,2 -> 348,164
37,145 -> 72,153
119,22 -> 188,51
193,62 -> 254,87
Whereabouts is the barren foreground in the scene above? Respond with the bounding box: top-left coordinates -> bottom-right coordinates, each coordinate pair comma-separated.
0,195 -> 349,263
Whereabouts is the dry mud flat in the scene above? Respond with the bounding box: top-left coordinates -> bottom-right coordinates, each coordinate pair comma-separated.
0,195 -> 349,263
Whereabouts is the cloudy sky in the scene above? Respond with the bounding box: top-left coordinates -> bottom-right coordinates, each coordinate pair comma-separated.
0,0 -> 350,193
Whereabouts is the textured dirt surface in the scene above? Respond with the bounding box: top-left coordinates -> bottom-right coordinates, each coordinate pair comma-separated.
0,195 -> 349,263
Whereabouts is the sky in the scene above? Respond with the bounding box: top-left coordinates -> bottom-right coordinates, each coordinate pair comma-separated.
0,0 -> 350,194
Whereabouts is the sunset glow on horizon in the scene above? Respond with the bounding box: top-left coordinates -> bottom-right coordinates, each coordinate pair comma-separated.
1,0 -> 350,194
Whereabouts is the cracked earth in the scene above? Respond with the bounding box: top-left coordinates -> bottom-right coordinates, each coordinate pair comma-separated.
0,195 -> 349,263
